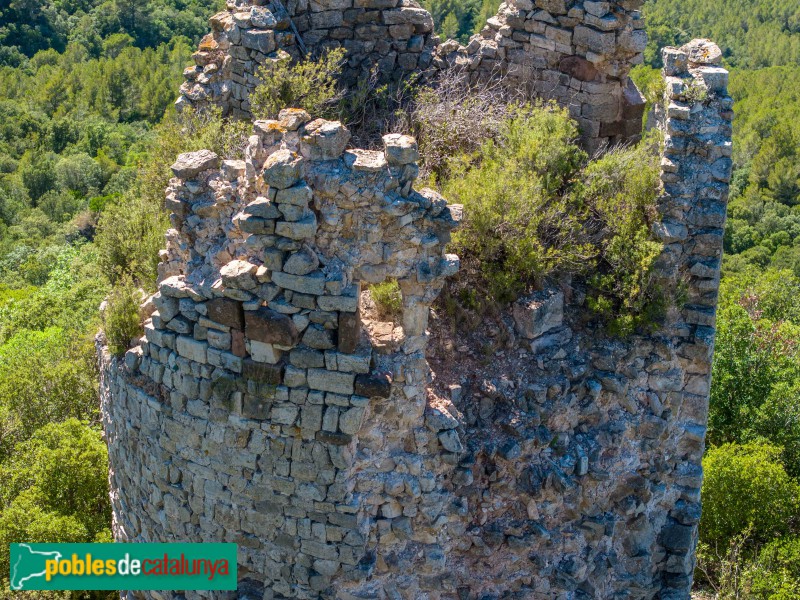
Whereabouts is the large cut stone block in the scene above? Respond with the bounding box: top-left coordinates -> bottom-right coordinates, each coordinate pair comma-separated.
207,298 -> 244,329
308,369 -> 355,395
245,307 -> 300,347
176,336 -> 209,363
171,149 -> 219,179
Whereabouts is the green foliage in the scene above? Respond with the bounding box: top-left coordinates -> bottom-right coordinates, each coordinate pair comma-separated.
751,537 -> 800,598
444,106 -> 588,302
701,443 -> 799,549
642,0 -> 800,69
102,277 -> 142,357
0,328 -> 99,457
442,106 -> 663,331
250,49 -> 346,121
578,141 -> 664,335
95,193 -> 168,285
0,0 -> 219,59
370,280 -> 402,321
421,0 -> 495,43
0,419 -> 111,574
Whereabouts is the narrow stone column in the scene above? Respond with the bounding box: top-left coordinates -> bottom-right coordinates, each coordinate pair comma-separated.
653,38 -> 733,597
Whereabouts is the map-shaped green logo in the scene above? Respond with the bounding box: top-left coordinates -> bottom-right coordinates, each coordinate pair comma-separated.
10,544 -> 63,590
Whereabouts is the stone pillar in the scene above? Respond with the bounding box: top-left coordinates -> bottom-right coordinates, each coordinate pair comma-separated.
653,38 -> 732,597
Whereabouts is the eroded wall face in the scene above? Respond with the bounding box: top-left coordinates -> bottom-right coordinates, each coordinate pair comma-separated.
179,0 -> 646,150
102,36 -> 730,600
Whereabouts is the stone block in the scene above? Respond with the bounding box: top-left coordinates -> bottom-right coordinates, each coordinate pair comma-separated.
207,298 -> 244,329
220,259 -> 259,290
245,307 -> 300,346
354,372 -> 391,398
308,369 -> 356,395
249,340 -> 283,363
573,25 -> 615,55
272,269 -> 326,295
382,133 -> 419,165
242,359 -> 283,384
275,213 -> 318,240
276,183 -> 313,206
290,348 -> 325,368
512,289 -> 564,339
283,247 -> 320,276
242,29 -> 276,54
171,149 -> 219,179
246,197 -> 282,220
263,149 -> 303,189
176,336 -> 208,363
300,119 -> 351,160
338,406 -> 365,435
338,312 -> 360,354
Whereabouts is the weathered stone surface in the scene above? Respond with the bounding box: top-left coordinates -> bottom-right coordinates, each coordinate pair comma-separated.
512,289 -> 564,339
307,368 -> 355,395
354,372 -> 391,398
245,307 -> 300,346
271,270 -> 325,294
171,149 -> 219,179
283,247 -> 319,275
382,134 -> 419,166
104,27 -> 731,599
242,359 -> 283,383
301,119 -> 351,160
263,149 -> 303,189
220,259 -> 258,289
207,298 -> 244,329
246,197 -> 282,219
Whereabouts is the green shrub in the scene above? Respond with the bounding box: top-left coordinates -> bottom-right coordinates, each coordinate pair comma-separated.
250,49 -> 346,120
441,105 -> 663,330
751,537 -> 800,599
701,443 -> 799,548
94,193 -> 167,285
579,140 -> 665,335
444,106 -> 588,303
370,280 -> 402,321
102,278 -> 142,357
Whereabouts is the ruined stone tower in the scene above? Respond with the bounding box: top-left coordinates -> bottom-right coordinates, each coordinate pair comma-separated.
99,1 -> 733,597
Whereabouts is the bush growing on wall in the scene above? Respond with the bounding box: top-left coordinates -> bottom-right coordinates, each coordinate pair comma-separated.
102,277 -> 142,357
440,105 -> 663,333
250,49 -> 346,121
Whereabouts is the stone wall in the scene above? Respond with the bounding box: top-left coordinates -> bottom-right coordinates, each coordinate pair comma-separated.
178,0 -> 646,150
100,38 -> 732,600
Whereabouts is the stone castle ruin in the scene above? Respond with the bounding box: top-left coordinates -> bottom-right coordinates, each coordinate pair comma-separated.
98,0 -> 733,597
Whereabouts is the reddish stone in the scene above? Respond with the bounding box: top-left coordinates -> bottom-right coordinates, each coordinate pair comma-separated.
338,310 -> 360,354
231,329 -> 247,357
207,298 -> 244,329
559,56 -> 598,82
245,307 -> 299,347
